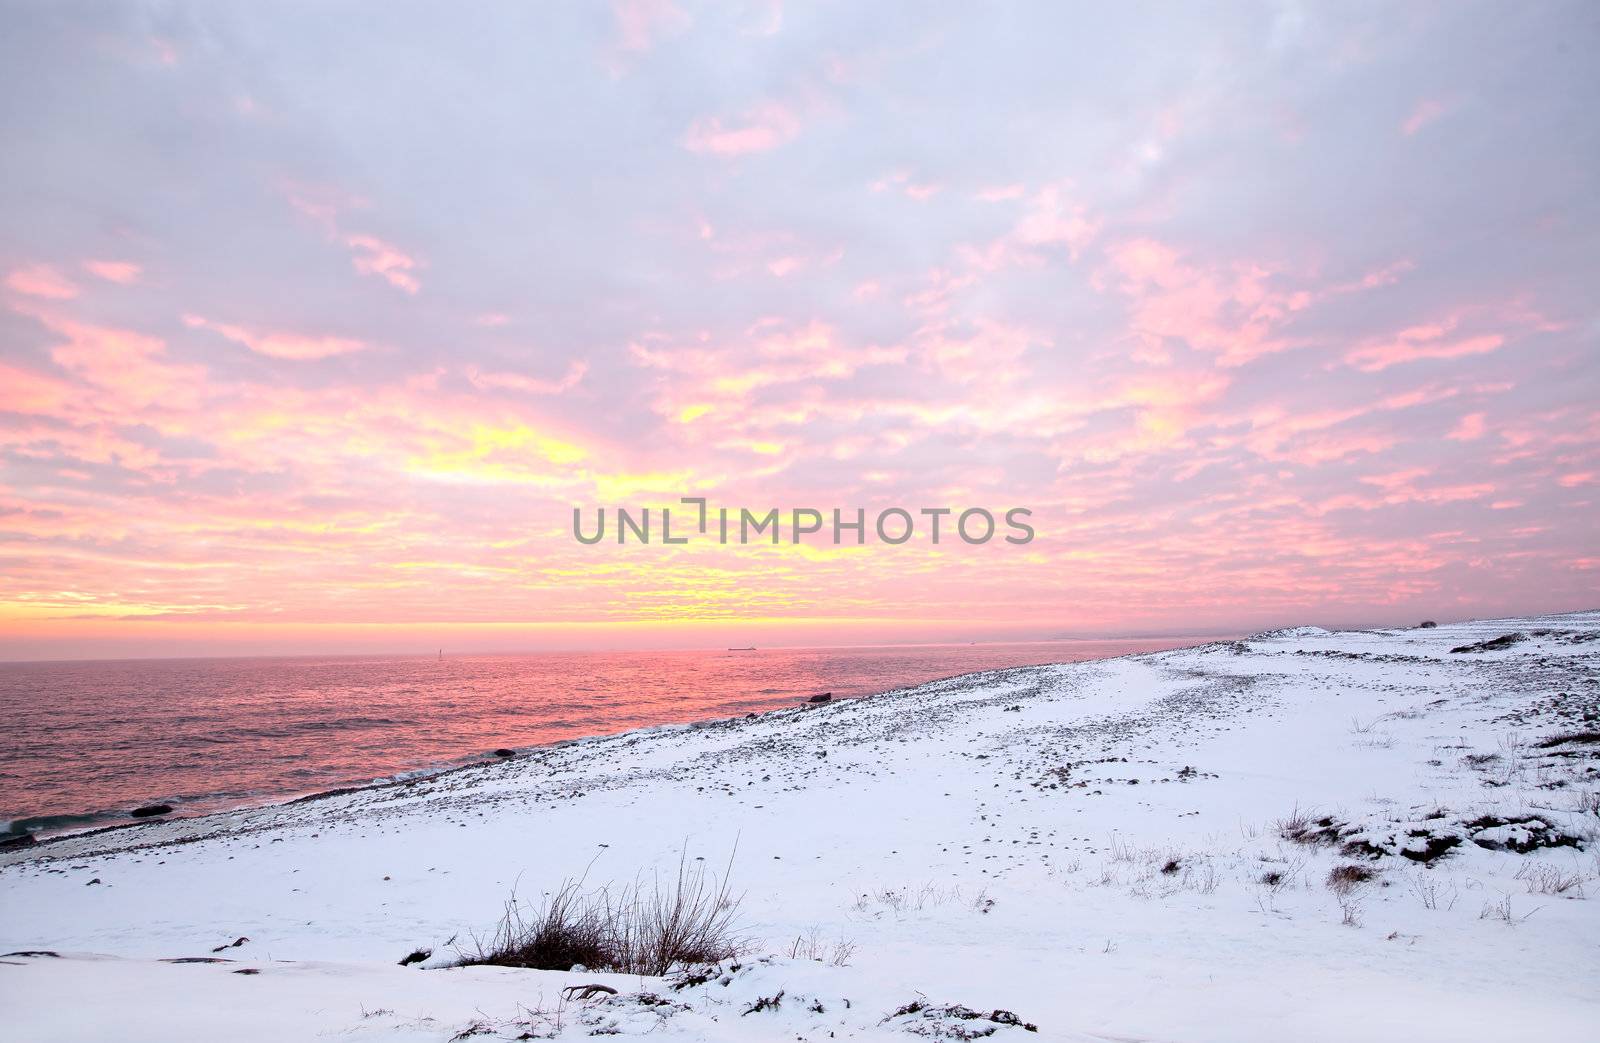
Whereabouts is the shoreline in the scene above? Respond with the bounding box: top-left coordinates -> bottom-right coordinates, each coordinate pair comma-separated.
3,636 -> 1230,850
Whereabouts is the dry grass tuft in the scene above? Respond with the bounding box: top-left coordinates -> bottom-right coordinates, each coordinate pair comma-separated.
460,849 -> 744,975
1325,863 -> 1377,893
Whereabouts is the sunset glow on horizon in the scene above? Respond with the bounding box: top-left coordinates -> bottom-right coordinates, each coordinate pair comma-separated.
1,2 -> 1596,660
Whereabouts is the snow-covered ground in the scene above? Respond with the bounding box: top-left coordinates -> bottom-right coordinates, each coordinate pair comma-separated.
3,613 -> 1598,1041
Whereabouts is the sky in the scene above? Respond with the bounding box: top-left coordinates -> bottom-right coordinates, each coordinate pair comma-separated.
0,1 -> 1597,660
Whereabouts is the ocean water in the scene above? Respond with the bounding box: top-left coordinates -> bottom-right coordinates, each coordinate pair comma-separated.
0,639 -> 1202,837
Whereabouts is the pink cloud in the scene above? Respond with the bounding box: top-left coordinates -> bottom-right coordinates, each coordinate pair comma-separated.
184,314 -> 369,360
83,260 -> 142,285
1360,468 -> 1431,493
1012,186 -> 1098,255
872,172 -> 941,201
1321,471 -> 1496,512
1402,98 -> 1447,137
1101,239 -> 1308,366
345,234 -> 421,294
281,184 -> 422,295
16,305 -> 205,411
149,36 -> 179,67
976,184 -> 1025,202
0,361 -> 75,414
682,103 -> 801,156
612,0 -> 689,54
1344,321 -> 1504,372
951,184 -> 1101,281
1448,412 -> 1487,441
6,264 -> 79,300
466,362 -> 589,394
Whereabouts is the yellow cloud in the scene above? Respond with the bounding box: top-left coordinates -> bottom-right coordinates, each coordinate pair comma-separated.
407,423 -> 589,483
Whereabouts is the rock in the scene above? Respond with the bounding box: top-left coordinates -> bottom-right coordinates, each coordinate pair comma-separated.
1417,620 -> 1437,628
0,832 -> 37,850
130,804 -> 173,818
808,693 -> 833,703
493,748 -> 515,758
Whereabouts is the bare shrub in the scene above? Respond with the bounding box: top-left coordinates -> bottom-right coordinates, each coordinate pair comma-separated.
467,878 -> 610,972
1257,852 -> 1305,894
1336,891 -> 1363,927
1182,860 -> 1220,895
1515,862 -> 1585,897
1276,805 -> 1314,840
1407,870 -> 1458,911
1479,894 -> 1538,925
784,926 -> 856,966
461,850 -> 743,975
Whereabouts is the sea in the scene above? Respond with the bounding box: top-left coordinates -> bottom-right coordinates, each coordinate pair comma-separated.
0,638 -> 1209,838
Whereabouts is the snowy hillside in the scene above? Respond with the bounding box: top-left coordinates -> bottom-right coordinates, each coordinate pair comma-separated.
2,613 -> 1597,1041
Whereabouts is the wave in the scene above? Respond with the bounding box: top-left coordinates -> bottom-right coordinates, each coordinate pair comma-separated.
4,810 -> 124,837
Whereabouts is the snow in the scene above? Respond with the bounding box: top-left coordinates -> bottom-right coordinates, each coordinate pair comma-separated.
1246,625 -> 1334,639
3,612 -> 1598,1041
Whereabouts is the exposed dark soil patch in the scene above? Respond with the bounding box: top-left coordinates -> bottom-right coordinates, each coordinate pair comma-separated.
1465,815 -> 1582,853
1280,813 -> 1349,847
1536,731 -> 1600,748
1395,833 -> 1461,863
1450,633 -> 1526,654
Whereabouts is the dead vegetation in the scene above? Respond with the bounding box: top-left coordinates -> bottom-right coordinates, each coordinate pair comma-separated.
850,883 -> 993,918
784,926 -> 857,966
1514,862 -> 1586,897
1325,863 -> 1376,893
1276,806 -> 1345,848
459,850 -> 744,975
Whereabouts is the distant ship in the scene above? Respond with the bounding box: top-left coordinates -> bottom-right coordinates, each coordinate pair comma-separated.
728,646 -> 756,651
